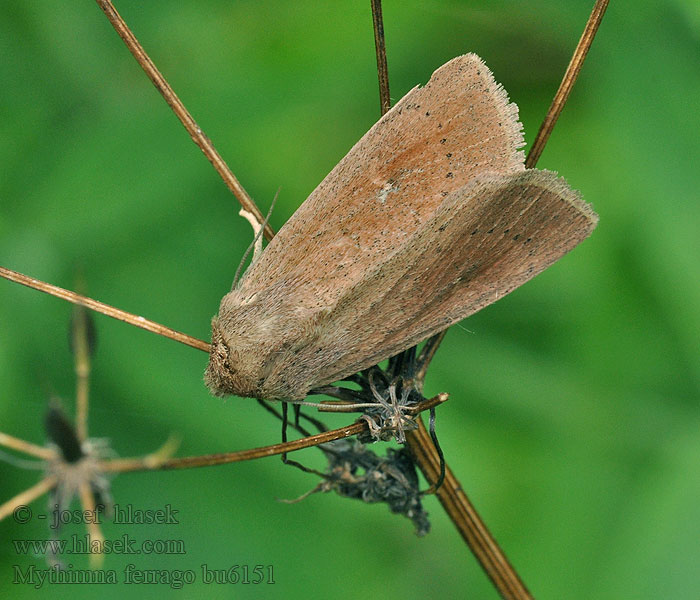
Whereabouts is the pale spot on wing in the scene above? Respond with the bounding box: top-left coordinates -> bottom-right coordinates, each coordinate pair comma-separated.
377,181 -> 396,204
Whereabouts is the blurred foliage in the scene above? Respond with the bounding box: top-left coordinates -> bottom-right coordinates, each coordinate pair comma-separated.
1,0 -> 698,598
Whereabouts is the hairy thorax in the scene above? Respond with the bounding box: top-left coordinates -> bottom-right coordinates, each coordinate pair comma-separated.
204,288 -> 327,400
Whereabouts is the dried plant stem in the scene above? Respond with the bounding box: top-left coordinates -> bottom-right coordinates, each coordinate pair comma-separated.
0,432 -> 55,461
73,308 -> 92,441
367,3 -> 556,597
370,0 -> 391,115
525,0 -> 610,168
408,419 -> 533,599
0,476 -> 57,522
425,0 -> 609,367
0,268 -> 443,476
2,6 -> 606,592
100,395 -> 440,474
0,266 -> 210,353
101,421 -> 367,474
75,355 -> 90,441
94,0 -> 273,241
79,482 -> 105,569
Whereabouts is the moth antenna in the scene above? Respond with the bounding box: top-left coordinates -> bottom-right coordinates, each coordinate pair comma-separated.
238,209 -> 264,260
232,189 -> 280,289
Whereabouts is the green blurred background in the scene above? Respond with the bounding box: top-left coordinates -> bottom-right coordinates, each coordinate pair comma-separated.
1,0 -> 698,598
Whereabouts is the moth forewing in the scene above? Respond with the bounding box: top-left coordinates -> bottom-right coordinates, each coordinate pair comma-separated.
205,54 -> 597,401
232,54 -> 525,307
313,169 -> 598,387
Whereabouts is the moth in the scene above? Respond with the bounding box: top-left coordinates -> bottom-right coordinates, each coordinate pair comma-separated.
205,54 -> 598,401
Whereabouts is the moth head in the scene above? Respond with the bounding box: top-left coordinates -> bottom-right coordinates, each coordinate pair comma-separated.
204,315 -> 262,399
204,289 -> 318,401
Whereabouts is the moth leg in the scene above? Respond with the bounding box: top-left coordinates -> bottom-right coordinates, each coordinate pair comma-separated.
279,401 -> 326,476
420,407 -> 446,494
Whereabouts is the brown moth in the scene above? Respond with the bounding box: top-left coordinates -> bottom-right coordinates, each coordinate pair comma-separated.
205,54 -> 598,401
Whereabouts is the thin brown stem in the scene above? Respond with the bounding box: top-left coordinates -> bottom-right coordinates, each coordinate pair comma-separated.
525,0 -> 610,168
0,432 -> 56,461
368,4 -> 542,597
406,420 -> 533,600
95,0 -> 273,241
421,0 -> 610,375
0,266 -> 210,353
0,476 -> 57,522
370,0 -> 391,115
101,421 -> 367,473
72,306 -> 92,441
79,482 -> 105,568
